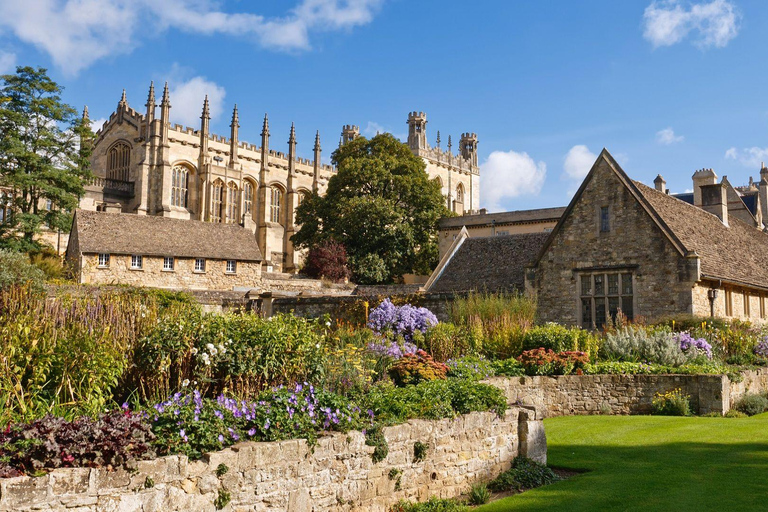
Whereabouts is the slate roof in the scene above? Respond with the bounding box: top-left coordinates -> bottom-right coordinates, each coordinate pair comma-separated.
428,232 -> 550,293
633,181 -> 768,289
70,210 -> 263,262
439,207 -> 565,229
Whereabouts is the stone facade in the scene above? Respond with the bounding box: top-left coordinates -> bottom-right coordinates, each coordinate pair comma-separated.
0,408 -> 545,512
82,88 -> 479,273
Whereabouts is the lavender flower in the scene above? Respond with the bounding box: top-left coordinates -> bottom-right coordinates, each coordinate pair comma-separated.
367,299 -> 438,342
755,337 -> 768,358
676,332 -> 713,359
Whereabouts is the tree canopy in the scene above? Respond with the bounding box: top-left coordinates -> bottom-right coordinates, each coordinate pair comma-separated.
292,133 -> 451,284
0,66 -> 93,251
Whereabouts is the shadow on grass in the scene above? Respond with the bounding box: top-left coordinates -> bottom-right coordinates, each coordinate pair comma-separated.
478,440 -> 768,511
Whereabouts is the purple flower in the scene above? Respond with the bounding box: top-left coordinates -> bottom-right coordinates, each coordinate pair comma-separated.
755,337 -> 768,358
218,434 -> 225,443
367,299 -> 438,342
675,332 -> 713,359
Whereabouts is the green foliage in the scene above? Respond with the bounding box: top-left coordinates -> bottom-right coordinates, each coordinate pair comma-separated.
214,489 -> 231,510
28,247 -> 65,280
467,483 -> 492,505
423,323 -> 473,362
365,424 -> 389,463
603,325 -> 695,366
488,456 -> 560,492
583,360 -> 730,376
651,389 -> 691,416
517,348 -> 589,376
0,250 -> 45,290
144,476 -> 154,489
451,292 -> 536,359
215,463 -> 228,477
388,351 -> 449,387
734,393 -> 768,416
364,379 -> 507,425
320,328 -> 378,395
522,323 -> 600,359
413,441 -> 428,462
446,355 -> 495,381
293,133 -> 450,283
724,409 -> 748,418
390,497 -> 469,512
491,357 -> 525,377
0,66 -> 93,251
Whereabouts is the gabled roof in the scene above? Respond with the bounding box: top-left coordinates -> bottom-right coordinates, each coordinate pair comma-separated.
439,207 -> 565,229
425,232 -> 550,294
70,210 -> 263,262
533,149 -> 768,290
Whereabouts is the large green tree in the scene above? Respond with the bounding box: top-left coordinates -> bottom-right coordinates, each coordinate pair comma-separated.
0,66 -> 93,251
293,133 -> 451,284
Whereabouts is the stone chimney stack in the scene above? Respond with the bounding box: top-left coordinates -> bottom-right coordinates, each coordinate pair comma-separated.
654,174 -> 666,193
700,182 -> 729,226
692,168 -> 717,207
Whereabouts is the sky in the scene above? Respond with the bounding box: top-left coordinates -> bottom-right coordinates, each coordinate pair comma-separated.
1,0 -> 767,212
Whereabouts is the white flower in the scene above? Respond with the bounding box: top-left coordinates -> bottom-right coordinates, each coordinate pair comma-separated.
204,359 -> 211,366
209,347 -> 218,356
206,343 -> 215,351
315,344 -> 320,349
182,379 -> 190,387
325,321 -> 331,327
227,339 -> 233,345
191,348 -> 198,355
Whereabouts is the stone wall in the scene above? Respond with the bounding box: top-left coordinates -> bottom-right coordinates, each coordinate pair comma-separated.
725,367 -> 768,409
0,408 -> 545,512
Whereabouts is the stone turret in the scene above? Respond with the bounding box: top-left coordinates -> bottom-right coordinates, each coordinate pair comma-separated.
692,168 -> 717,207
341,125 -> 359,145
459,132 -> 478,168
407,111 -> 427,150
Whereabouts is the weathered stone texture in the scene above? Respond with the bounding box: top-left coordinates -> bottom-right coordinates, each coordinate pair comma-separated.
0,408 -> 543,512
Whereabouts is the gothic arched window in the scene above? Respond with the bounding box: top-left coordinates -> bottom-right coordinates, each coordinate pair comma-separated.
456,184 -> 465,204
107,142 -> 131,181
243,180 -> 255,216
171,165 -> 189,208
227,183 -> 239,224
211,181 -> 224,223
270,186 -> 283,224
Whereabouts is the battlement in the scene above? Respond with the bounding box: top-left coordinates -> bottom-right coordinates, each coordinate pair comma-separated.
693,168 -> 716,177
408,111 -> 427,120
342,125 -> 359,132
460,132 -> 478,140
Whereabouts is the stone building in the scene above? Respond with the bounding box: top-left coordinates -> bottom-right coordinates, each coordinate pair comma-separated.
81,84 -> 480,273
66,209 -> 262,289
528,150 -> 768,327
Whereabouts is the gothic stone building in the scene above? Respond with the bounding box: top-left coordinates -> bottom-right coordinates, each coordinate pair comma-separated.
529,150 -> 768,327
81,84 -> 480,273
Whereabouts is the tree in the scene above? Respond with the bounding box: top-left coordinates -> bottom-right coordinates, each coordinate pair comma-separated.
293,133 -> 450,284
302,239 -> 351,283
0,66 -> 93,252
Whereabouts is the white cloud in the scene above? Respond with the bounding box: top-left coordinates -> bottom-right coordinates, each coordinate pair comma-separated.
725,146 -> 768,168
480,150 -> 547,212
169,75 -> 226,128
0,50 -> 16,74
656,127 -> 684,145
563,145 -> 597,181
0,0 -> 384,75
90,117 -> 108,133
643,0 -> 740,49
362,121 -> 405,141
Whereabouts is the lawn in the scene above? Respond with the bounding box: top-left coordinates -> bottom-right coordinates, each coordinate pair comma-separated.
477,414 -> 768,511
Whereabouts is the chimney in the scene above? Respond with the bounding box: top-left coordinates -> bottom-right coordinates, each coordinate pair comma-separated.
700,182 -> 728,226
692,168 -> 717,206
654,174 -> 666,193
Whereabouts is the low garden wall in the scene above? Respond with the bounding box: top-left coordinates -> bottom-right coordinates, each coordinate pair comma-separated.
0,408 -> 545,512
488,369 -> 768,417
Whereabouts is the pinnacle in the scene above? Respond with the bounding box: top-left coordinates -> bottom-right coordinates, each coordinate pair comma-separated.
161,82 -> 170,105
201,95 -> 210,120
82,105 -> 89,120
119,89 -> 127,106
261,113 -> 270,136
146,81 -> 155,106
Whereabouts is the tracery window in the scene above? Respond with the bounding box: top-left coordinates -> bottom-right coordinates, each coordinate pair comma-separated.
455,184 -> 464,204
270,186 -> 283,224
243,180 -> 255,216
227,183 -> 239,224
107,142 -> 131,181
171,165 -> 189,208
211,181 -> 224,223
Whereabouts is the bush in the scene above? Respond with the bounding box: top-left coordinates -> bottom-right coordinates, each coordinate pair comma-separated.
301,240 -> 350,283
0,250 -> 45,290
522,323 -> 600,359
368,299 -> 438,343
390,497 -> 468,512
603,326 -> 698,366
467,483 -> 492,505
388,350 -> 449,387
724,409 -> 748,418
423,323 -> 473,362
29,247 -> 65,280
651,389 -> 691,416
364,379 -> 507,425
734,393 -> 768,416
517,348 -> 589,376
488,456 -> 560,492
446,355 -> 495,381
491,357 -> 525,377
0,410 -> 155,477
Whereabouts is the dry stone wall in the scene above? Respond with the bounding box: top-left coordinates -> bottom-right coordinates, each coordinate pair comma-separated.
0,408 -> 545,512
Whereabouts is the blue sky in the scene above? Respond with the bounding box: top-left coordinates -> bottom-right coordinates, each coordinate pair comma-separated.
1,0 -> 767,212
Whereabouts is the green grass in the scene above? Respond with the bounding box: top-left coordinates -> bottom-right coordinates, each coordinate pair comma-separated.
477,414 -> 768,511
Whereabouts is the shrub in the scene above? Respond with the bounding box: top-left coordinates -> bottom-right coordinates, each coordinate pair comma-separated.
388,350 -> 449,387
488,456 -> 560,492
724,409 -> 748,418
517,348 -> 589,376
0,409 -> 155,477
302,240 -> 350,283
423,323 -> 473,362
368,299 -> 438,343
446,355 -> 495,381
0,250 -> 45,290
28,247 -> 65,280
734,393 -> 768,416
390,497 -> 469,512
467,483 -> 492,505
522,323 -> 600,359
603,326 -> 698,366
491,357 -> 525,377
651,389 -> 691,416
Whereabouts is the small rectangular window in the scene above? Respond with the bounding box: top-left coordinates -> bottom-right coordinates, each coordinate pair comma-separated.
163,257 -> 174,271
744,292 -> 750,317
600,206 -> 610,232
131,255 -> 143,269
98,253 -> 110,267
194,258 -> 206,273
226,260 -> 237,274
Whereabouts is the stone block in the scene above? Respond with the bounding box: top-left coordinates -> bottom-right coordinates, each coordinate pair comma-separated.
50,467 -> 90,496
89,468 -> 131,494
0,475 -> 50,508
